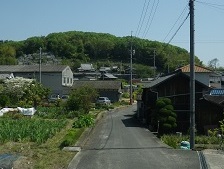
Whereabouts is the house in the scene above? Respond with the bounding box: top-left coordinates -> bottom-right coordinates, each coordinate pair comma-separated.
139,70 -> 211,133
78,63 -> 95,72
99,67 -> 111,73
0,65 -> 73,95
72,80 -> 123,102
198,89 -> 224,134
99,73 -> 118,80
178,64 -> 222,88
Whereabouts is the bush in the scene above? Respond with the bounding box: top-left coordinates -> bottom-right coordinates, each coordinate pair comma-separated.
161,134 -> 220,149
122,92 -> 129,98
153,98 -> 177,134
73,114 -> 94,128
0,94 -> 10,107
161,135 -> 190,149
65,85 -> 98,113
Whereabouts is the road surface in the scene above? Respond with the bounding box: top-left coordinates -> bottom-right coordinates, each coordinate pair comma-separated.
68,105 -> 200,169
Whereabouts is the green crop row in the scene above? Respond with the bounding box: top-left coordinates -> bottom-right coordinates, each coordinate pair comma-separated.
0,118 -> 67,144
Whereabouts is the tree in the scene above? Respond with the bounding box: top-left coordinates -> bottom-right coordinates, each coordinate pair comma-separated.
208,58 -> 219,70
152,98 -> 177,134
2,77 -> 50,107
21,81 -> 50,108
65,85 -> 98,114
0,44 -> 17,65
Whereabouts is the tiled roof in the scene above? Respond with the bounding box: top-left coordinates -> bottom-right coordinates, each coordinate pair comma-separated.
178,64 -> 212,73
73,80 -> 122,90
0,65 -> 69,73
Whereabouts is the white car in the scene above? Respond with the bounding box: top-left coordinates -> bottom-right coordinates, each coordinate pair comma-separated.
96,97 -> 111,105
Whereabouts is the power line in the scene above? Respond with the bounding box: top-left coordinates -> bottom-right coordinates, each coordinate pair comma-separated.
142,0 -> 160,38
163,5 -> 188,42
135,0 -> 148,37
167,12 -> 190,45
196,0 -> 224,7
170,39 -> 224,43
135,0 -> 151,38
195,0 -> 224,11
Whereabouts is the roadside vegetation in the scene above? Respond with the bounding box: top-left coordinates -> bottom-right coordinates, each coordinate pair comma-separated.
0,77 -> 129,168
160,118 -> 224,150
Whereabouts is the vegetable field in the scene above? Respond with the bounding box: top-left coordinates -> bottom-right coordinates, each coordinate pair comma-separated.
0,118 -> 67,144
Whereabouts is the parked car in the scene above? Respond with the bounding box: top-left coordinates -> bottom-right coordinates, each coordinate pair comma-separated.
96,97 -> 111,105
48,94 -> 60,103
61,95 -> 69,101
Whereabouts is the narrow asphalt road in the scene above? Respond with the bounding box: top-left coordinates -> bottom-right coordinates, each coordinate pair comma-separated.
68,105 -> 200,169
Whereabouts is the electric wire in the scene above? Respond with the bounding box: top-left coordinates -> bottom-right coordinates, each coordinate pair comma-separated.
135,0 -> 151,38
166,12 -> 190,45
195,0 -> 224,7
163,5 -> 188,42
142,0 -> 160,39
195,0 -> 224,11
135,0 -> 148,37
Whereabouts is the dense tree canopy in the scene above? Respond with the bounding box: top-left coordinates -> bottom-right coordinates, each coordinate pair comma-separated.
0,31 -> 202,73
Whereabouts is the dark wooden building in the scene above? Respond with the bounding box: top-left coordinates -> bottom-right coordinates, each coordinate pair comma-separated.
140,70 -> 211,133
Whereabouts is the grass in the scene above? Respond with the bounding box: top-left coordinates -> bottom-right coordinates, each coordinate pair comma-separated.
0,119 -> 83,169
0,101 -> 126,168
160,134 -> 221,150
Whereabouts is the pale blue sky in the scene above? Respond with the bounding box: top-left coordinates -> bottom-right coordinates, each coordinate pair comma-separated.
1,0 -> 224,67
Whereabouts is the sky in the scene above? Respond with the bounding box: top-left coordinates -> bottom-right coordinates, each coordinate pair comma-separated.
1,0 -> 224,67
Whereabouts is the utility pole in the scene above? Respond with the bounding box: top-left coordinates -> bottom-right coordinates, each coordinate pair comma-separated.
153,49 -> 156,78
189,0 -> 195,150
150,48 -> 156,78
39,47 -> 42,83
130,32 -> 133,105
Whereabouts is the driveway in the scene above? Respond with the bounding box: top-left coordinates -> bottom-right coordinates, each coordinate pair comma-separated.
68,105 -> 200,169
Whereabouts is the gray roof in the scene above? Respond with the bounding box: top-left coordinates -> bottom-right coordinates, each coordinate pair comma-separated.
103,73 -> 117,79
143,74 -> 176,88
73,80 -> 122,90
0,65 -> 69,73
78,64 -> 95,71
203,94 -> 224,106
143,71 -> 210,89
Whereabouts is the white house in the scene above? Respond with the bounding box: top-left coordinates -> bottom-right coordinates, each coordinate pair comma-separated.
0,65 -> 73,95
178,64 -> 222,88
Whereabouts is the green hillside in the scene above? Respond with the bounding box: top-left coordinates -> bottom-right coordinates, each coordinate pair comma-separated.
0,31 -> 202,76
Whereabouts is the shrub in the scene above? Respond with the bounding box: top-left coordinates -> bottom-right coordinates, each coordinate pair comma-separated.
122,92 -> 129,98
73,114 -> 94,128
0,94 -> 10,107
153,98 -> 177,134
161,134 -> 220,149
65,85 -> 98,113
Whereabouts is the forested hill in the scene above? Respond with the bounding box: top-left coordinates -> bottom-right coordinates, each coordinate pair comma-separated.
0,31 -> 202,73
